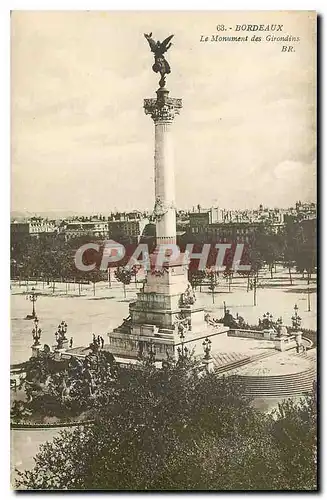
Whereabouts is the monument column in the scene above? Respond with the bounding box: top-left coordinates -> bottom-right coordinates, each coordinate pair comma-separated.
144,87 -> 182,245
107,33 -> 226,362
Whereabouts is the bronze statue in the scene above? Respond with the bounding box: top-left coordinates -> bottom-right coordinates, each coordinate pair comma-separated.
144,33 -> 174,88
180,284 -> 196,307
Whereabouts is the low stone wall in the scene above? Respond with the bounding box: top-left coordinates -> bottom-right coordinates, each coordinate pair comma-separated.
303,337 -> 314,349
11,419 -> 94,430
228,329 -> 267,340
274,336 -> 296,352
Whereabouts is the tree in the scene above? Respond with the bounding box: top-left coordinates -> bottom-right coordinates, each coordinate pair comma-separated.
206,269 -> 218,304
281,218 -> 316,307
293,221 -> 317,312
282,220 -> 297,286
247,246 -> 264,280
188,269 -> 206,291
15,362 -> 317,491
130,265 -> 139,288
242,245 -> 264,305
11,234 -> 105,288
10,401 -> 32,423
283,246 -> 295,286
88,269 -> 104,297
248,273 -> 259,306
223,268 -> 234,293
114,267 -> 133,298
254,223 -> 282,279
271,385 -> 317,489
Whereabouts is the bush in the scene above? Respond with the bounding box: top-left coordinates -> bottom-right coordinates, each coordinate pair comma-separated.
15,362 -> 317,491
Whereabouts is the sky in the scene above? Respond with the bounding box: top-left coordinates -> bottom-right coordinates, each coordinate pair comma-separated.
11,11 -> 316,214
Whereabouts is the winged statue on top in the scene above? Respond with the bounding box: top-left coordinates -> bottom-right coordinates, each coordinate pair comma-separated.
144,33 -> 174,88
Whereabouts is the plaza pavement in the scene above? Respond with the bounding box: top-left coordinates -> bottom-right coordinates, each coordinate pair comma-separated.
11,266 -> 316,365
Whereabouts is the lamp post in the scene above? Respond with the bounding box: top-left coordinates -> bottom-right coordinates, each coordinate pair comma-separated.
32,317 -> 42,346
249,275 -> 258,306
107,267 -> 111,289
177,344 -> 189,362
276,317 -> 283,330
26,287 -> 38,319
54,321 -> 68,352
179,327 -> 185,349
291,304 -> 302,331
54,330 -> 62,350
207,269 -> 216,304
262,312 -> 273,328
202,337 -> 212,360
147,339 -> 156,364
202,336 -> 214,373
57,321 -> 68,341
177,327 -> 189,363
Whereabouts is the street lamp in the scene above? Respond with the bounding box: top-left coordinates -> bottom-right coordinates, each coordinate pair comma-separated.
248,275 -> 258,306
32,317 -> 42,346
54,330 -> 61,350
177,327 -> 189,363
26,287 -> 38,319
262,312 -> 273,328
291,304 -> 302,331
57,321 -> 68,340
177,344 -> 189,362
147,339 -> 156,364
276,317 -> 283,328
202,337 -> 212,360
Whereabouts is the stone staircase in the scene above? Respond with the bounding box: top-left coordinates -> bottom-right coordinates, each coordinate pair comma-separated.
297,348 -> 316,361
231,350 -> 317,399
210,351 -> 246,368
211,349 -> 277,376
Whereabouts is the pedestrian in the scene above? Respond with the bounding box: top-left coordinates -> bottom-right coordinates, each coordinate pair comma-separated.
97,335 -> 101,347
101,336 -> 104,349
69,337 -> 73,348
92,333 -> 96,344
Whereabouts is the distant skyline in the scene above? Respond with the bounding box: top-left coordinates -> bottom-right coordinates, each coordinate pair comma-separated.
11,11 -> 316,213
11,199 -> 316,221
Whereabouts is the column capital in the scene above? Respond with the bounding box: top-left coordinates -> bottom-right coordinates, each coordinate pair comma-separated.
144,88 -> 182,123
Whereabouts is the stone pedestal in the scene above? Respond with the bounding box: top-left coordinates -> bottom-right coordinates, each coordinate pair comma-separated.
52,339 -> 69,360
274,336 -> 297,352
202,357 -> 215,374
295,331 -> 303,344
108,255 -> 209,361
31,344 -> 42,358
53,348 -> 67,361
263,328 -> 276,340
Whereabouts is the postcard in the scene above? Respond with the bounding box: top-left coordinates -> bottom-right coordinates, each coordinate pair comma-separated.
11,11 -> 317,491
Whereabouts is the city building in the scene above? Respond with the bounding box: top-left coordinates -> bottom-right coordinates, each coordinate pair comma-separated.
108,217 -> 149,244
60,220 -> 109,240
188,220 -> 259,243
11,218 -> 57,242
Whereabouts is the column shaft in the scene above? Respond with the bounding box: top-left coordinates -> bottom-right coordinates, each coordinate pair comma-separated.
155,121 -> 176,244
144,91 -> 182,246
